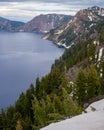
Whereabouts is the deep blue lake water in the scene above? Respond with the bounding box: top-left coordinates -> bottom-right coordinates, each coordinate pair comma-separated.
0,32 -> 64,108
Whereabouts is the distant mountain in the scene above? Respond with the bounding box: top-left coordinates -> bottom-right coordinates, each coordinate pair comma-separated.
0,17 -> 8,22
0,17 -> 24,31
43,6 -> 104,48
17,14 -> 72,33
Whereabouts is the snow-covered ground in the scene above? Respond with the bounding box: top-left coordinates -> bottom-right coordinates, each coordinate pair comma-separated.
86,99 -> 104,112
40,99 -> 104,130
98,47 -> 104,62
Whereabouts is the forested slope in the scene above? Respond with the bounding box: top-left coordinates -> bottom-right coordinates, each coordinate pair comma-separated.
0,20 -> 104,130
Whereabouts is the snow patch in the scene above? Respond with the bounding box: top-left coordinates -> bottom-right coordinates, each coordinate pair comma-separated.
40,111 -> 104,130
66,42 -> 75,49
98,47 -> 104,62
100,73 -> 103,78
95,54 -> 97,59
43,31 -> 48,33
97,63 -> 99,68
57,40 -> 74,49
93,40 -> 97,45
69,81 -> 74,85
98,9 -> 104,16
63,20 -> 72,31
89,57 -> 92,61
93,40 -> 100,46
55,30 -> 64,34
86,99 -> 104,113
97,41 -> 100,46
89,23 -> 94,28
88,15 -> 93,21
100,69 -> 103,78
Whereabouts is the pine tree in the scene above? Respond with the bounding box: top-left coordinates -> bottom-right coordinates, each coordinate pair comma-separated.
6,106 -> 16,129
32,96 -> 45,129
62,88 -> 82,117
100,61 -> 104,93
75,69 -> 87,105
15,93 -> 26,117
49,94 -> 63,121
87,43 -> 96,61
87,64 -> 101,99
35,77 -> 41,99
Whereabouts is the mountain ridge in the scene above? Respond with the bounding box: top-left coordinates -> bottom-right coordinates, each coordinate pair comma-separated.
43,6 -> 104,48
0,16 -> 25,31
17,14 -> 72,33
0,14 -> 73,33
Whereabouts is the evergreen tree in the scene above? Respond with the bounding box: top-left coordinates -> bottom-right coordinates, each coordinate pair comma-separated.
100,61 -> 104,93
0,109 -> 8,129
0,114 -> 3,129
15,93 -> 26,118
87,64 -> 101,99
32,96 -> 45,129
47,94 -> 63,122
75,69 -> 87,105
87,43 -> 96,61
61,88 -> 82,117
6,106 -> 16,129
35,77 -> 41,99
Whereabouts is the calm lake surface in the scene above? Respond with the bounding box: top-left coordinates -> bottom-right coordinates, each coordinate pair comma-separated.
0,32 -> 64,108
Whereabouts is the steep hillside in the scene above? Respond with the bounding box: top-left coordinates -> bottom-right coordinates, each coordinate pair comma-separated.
53,21 -> 104,84
0,8 -> 104,130
0,17 -> 24,31
0,20 -> 104,130
17,14 -> 72,33
44,6 -> 104,48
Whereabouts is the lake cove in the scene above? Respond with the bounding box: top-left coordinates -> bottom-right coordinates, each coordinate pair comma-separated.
0,32 -> 64,108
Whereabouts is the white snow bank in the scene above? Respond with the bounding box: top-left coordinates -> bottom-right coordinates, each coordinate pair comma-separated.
40,99 -> 104,130
86,99 -> 104,112
40,111 -> 104,130
98,47 -> 104,62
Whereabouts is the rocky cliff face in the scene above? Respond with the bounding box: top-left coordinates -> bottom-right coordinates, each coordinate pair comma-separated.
0,17 -> 24,31
17,14 -> 72,33
43,6 -> 104,48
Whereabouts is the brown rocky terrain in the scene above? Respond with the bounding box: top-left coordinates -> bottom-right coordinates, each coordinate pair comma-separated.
17,14 -> 72,33
43,6 -> 104,48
